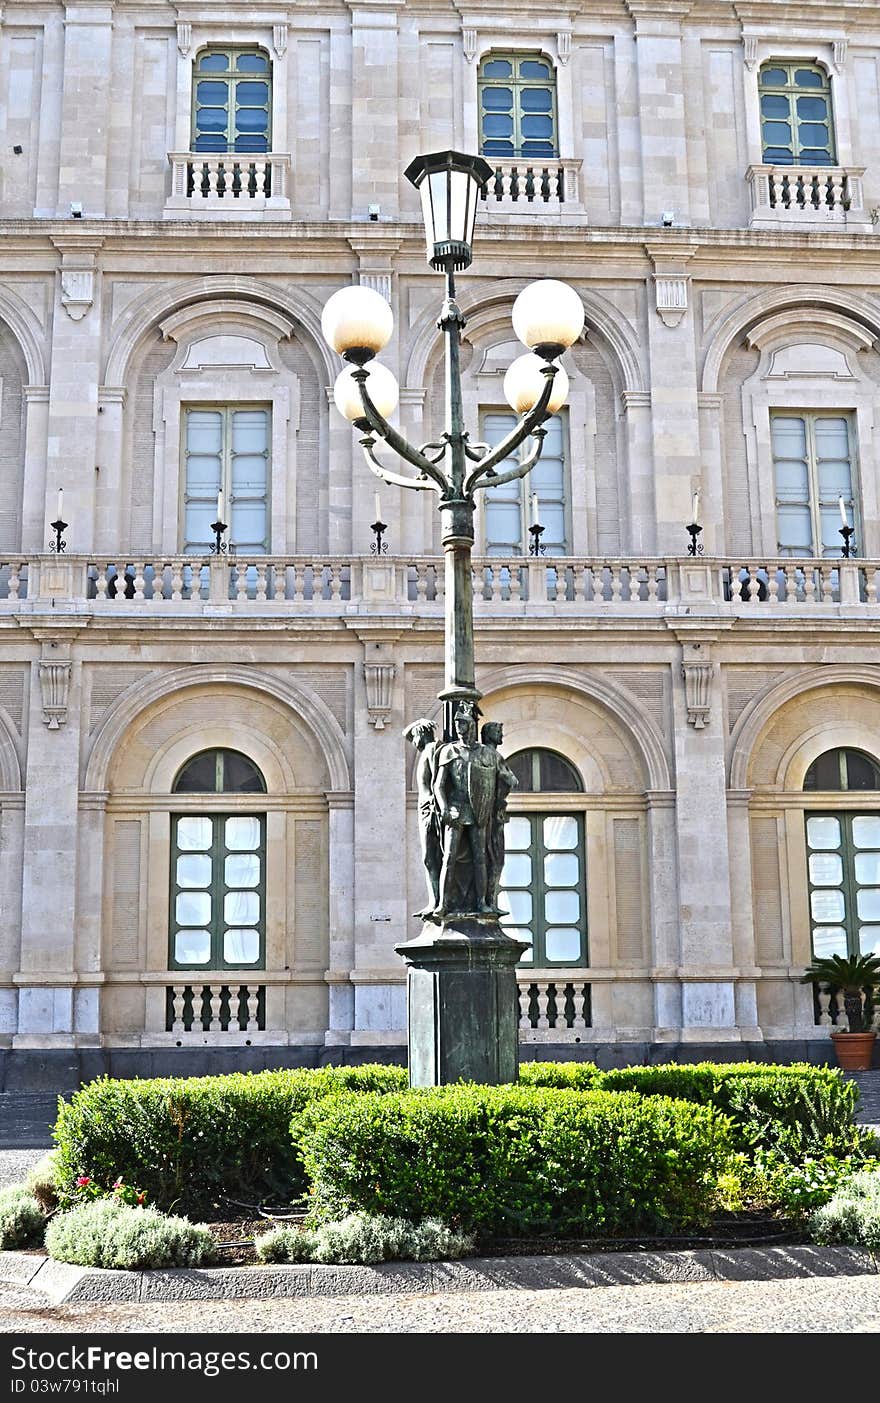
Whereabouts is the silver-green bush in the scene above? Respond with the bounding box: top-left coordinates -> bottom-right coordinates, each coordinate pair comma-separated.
254,1213 -> 474,1265
809,1169 -> 880,1251
25,1151 -> 59,1213
45,1199 -> 215,1269
0,1187 -> 44,1249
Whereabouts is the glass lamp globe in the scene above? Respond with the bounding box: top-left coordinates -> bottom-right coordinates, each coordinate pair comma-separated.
511,280 -> 585,358
503,353 -> 569,416
321,286 -> 394,363
333,362 -> 400,423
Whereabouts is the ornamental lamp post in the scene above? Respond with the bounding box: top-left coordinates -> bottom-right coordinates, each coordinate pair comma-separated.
321,150 -> 584,1086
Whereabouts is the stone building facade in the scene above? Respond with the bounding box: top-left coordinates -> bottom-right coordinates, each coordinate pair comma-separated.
2,0 -> 880,1075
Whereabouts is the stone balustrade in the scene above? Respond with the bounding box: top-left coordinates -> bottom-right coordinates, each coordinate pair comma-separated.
518,977 -> 591,1039
165,152 -> 292,217
815,982 -> 880,1032
167,983 -> 265,1035
478,158 -> 583,216
747,163 -> 870,229
5,554 -> 880,615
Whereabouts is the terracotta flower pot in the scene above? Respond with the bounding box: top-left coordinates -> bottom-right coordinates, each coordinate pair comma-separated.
829,1030 -> 877,1071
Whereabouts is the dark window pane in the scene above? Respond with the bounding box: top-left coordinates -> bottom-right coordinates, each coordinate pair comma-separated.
762,120 -> 792,144
521,141 -> 556,157
795,68 -> 824,87
845,751 -> 880,791
763,148 -> 794,163
760,67 -> 788,86
521,88 -> 553,111
236,108 -> 269,132
234,135 -> 269,152
761,94 -> 790,116
797,96 -> 828,119
196,81 -> 229,104
801,149 -> 833,164
804,750 -> 844,791
223,751 -> 266,793
174,752 -> 219,792
236,81 -> 269,104
508,752 -> 534,792
482,88 -> 513,110
236,52 -> 269,72
196,108 -> 228,131
199,53 -> 230,72
193,134 -> 228,152
482,59 -> 512,78
798,122 -> 829,145
537,751 -> 582,792
482,140 -> 514,156
483,113 -> 514,136
519,60 -> 551,79
521,114 -> 553,138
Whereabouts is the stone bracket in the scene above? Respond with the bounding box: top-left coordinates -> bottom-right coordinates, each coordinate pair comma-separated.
681,640 -> 713,729
38,640 -> 72,730
358,634 -> 398,730
52,238 -> 102,322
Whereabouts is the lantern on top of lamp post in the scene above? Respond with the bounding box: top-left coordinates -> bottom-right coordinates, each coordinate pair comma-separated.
321,151 -> 585,1087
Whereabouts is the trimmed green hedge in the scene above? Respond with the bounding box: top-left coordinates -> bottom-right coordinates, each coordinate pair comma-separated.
294,1085 -> 735,1237
52,1064 -> 407,1215
519,1062 -> 863,1158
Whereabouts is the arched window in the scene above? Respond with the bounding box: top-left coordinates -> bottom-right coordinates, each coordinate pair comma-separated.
759,62 -> 835,165
170,750 -> 266,971
804,749 -> 880,961
804,748 -> 880,791
498,748 -> 587,968
173,748 -> 266,793
478,53 -> 558,160
192,48 -> 272,154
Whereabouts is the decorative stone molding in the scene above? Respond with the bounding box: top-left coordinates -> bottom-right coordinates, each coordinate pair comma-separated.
681,641 -> 713,729
557,31 -> 571,65
832,38 -> 847,71
743,34 -> 758,71
364,661 -> 396,730
359,271 -> 392,304
39,643 -> 72,730
60,269 -> 95,321
654,276 -> 688,329
273,23 -> 288,57
176,21 -> 192,56
462,27 -> 477,62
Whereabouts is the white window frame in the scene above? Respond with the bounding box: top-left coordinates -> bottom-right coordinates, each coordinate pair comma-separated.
770,410 -> 858,558
181,404 -> 272,555
171,29 -> 289,158
741,39 -> 854,169
477,406 -> 571,556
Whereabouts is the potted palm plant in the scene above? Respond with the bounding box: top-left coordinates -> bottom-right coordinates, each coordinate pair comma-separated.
801,952 -> 880,1070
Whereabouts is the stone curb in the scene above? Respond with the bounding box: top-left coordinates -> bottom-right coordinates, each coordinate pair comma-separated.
1,1243 -> 876,1305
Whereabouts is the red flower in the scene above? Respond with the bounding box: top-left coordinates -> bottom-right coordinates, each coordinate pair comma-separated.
76,1176 -> 91,1187
113,1178 -> 124,1189
136,1192 -> 146,1205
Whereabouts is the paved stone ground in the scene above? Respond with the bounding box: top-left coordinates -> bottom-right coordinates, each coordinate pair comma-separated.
1,1272 -> 879,1333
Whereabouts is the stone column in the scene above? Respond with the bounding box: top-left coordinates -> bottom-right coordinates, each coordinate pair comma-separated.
347,1 -> 400,220
645,790 -> 680,1039
14,630 -> 82,1046
56,3 -> 115,218
620,390 -> 656,555
20,386 -> 50,553
669,624 -> 741,1041
325,794 -> 355,1046
47,237 -> 104,554
645,246 -> 701,556
727,790 -> 762,1040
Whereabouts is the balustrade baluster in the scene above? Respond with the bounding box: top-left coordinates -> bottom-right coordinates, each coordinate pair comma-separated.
293,562 -> 306,602
490,563 -> 503,603
209,985 -> 222,1032
817,981 -> 833,1026
536,983 -> 550,1029
518,984 -> 531,1030
867,567 -> 879,605
746,567 -> 760,602
646,566 -> 660,602
727,566 -> 743,603
255,563 -> 268,602
591,565 -> 605,604
434,566 -> 445,602
227,985 -> 242,1033
571,984 -> 587,1031
509,561 -> 522,602
554,564 -> 568,601
767,567 -> 779,604
7,565 -> 20,600
803,567 -> 816,604
246,988 -> 260,1031
235,562 -> 249,601
329,564 -> 343,600
273,563 -> 287,602
833,989 -> 847,1028
171,986 -> 186,1034
610,565 -> 623,603
820,564 -> 835,603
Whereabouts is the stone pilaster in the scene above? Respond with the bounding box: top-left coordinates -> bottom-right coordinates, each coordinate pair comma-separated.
47,237 -> 103,553
346,0 -> 401,220
56,2 -> 115,217
645,244 -> 701,555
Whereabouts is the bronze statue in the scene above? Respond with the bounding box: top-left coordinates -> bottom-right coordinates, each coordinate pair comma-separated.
481,720 -> 518,911
404,717 -> 441,919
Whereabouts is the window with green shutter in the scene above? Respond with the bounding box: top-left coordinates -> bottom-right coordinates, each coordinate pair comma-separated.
804,749 -> 880,960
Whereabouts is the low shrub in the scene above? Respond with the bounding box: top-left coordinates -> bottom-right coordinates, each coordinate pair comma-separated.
52,1064 -> 407,1215
0,1187 -> 44,1249
294,1085 -> 734,1238
24,1151 -> 59,1213
809,1168 -> 880,1250
254,1214 -> 474,1265
520,1062 -> 865,1160
44,1200 -> 216,1269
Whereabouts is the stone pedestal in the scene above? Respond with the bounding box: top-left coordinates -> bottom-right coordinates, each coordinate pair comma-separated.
396,918 -> 526,1087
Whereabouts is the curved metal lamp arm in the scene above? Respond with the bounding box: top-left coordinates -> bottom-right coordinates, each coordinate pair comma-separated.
418,440 -> 449,466
360,435 -> 440,493
469,427 -> 547,494
355,372 -> 448,490
464,366 -> 557,490
464,440 -> 492,463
